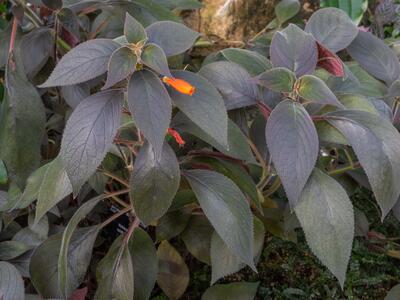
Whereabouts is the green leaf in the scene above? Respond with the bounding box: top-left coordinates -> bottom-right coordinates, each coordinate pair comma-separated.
60,90 -> 124,195
129,228 -> 158,300
95,237 -> 134,300
266,100 -> 319,207
320,0 -> 368,24
157,241 -> 189,300
296,75 -> 344,108
59,196 -> 103,297
168,70 -> 228,146
181,215 -> 214,264
347,62 -> 388,97
130,142 -> 180,225
127,69 -> 172,158
210,217 -> 265,284
124,13 -> 147,43
327,110 -> 400,219
30,228 -> 99,298
275,0 -> 301,24
339,94 -> 378,114
202,282 -> 259,300
305,7 -> 358,52
256,67 -> 296,93
156,209 -> 191,241
146,21 -> 200,56
0,61 -> 46,187
141,43 -> 171,77
316,121 -> 349,145
221,48 -> 272,76
0,240 -> 32,260
39,39 -> 119,87
0,159 -> 8,184
184,169 -> 255,269
103,46 -> 137,90
172,112 -> 255,163
34,157 -> 72,224
0,261 -> 24,300
295,168 -> 354,287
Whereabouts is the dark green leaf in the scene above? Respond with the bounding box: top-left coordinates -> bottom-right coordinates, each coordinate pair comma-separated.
0,159 -> 7,184
221,48 -> 272,76
320,0 -> 368,24
256,67 -> 296,93
124,13 -> 147,43
128,69 -> 171,158
130,142 -> 180,225
295,168 -> 354,287
39,39 -> 119,87
266,100 -> 319,207
184,169 -> 255,269
103,46 -> 137,89
275,0 -> 301,24
168,70 -> 228,146
141,43 -> 171,76
156,209 -> 191,241
0,240 -> 32,260
157,241 -> 189,300
202,282 -> 259,300
60,90 -> 124,194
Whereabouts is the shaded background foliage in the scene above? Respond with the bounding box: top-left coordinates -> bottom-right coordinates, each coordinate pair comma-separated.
1,0 -> 400,299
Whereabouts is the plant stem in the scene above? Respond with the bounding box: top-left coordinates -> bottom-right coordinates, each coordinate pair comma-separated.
328,162 -> 361,176
123,217 -> 141,244
100,169 -> 129,187
100,206 -> 132,228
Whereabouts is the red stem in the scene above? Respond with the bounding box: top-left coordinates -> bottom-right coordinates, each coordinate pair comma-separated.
8,17 -> 18,55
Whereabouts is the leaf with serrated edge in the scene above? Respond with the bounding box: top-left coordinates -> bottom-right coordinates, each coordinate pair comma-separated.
39,39 -> 119,87
295,168 -> 354,287
266,100 -> 319,208
60,89 -> 123,195
184,169 -> 255,269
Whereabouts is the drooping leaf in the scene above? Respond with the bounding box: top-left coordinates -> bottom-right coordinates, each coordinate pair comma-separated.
172,112 -> 255,163
0,61 -> 46,187
19,28 -> 55,79
103,46 -> 137,89
30,228 -> 99,299
295,168 -> 354,287
95,237 -> 134,300
305,8 -> 358,52
60,89 -> 124,194
124,13 -> 147,43
347,30 -> 400,85
181,215 -> 214,265
202,282 -> 259,300
129,228 -> 158,300
146,21 -> 200,56
199,61 -> 259,110
141,43 -> 172,76
59,196 -> 103,297
168,70 -> 228,146
270,24 -> 318,76
296,75 -> 344,108
221,48 -> 272,76
34,157 -> 72,224
0,261 -> 24,300
130,142 -> 180,225
157,241 -> 189,300
39,39 -> 119,87
210,217 -> 265,284
320,0 -> 368,24
255,67 -> 296,93
127,69 -> 171,158
184,169 -> 255,269
266,100 -> 319,207
327,110 -> 400,219
275,0 -> 301,24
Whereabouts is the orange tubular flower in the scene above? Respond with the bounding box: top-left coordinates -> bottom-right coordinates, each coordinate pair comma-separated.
167,128 -> 185,147
162,76 -> 196,96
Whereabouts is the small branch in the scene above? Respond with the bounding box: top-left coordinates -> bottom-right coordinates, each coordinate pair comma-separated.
100,206 -> 132,228
8,17 -> 18,55
100,169 -> 130,188
122,217 -> 141,244
257,101 -> 271,119
328,162 -> 361,176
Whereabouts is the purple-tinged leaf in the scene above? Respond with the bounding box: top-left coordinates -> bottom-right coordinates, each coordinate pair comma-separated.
316,42 -> 345,77
347,30 -> 400,85
270,24 -> 318,76
199,61 -> 259,110
60,90 -> 123,195
127,69 -> 171,158
141,43 -> 172,77
146,21 -> 200,56
124,13 -> 147,43
305,8 -> 358,52
266,100 -> 319,207
39,39 -> 119,87
103,46 -> 137,90
255,67 -> 296,93
295,168 -> 354,288
327,110 -> 400,219
0,262 -> 24,300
